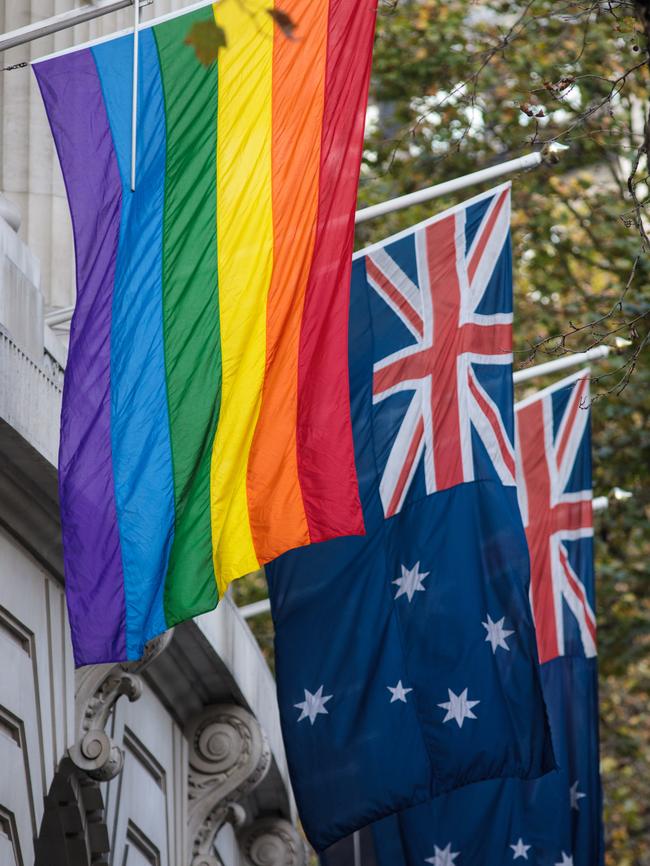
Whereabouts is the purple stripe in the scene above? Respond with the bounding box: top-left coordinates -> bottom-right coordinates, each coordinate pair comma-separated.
34,50 -> 127,665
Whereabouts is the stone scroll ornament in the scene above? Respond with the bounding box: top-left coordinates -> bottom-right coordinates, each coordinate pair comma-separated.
187,705 -> 272,866
69,630 -> 173,781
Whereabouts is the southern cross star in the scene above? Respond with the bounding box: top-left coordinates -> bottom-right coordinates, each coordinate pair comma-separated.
570,780 -> 586,811
438,688 -> 480,728
482,613 -> 514,653
425,842 -> 460,866
554,853 -> 573,866
387,680 -> 413,703
295,686 -> 332,725
393,562 -> 429,602
510,838 -> 531,860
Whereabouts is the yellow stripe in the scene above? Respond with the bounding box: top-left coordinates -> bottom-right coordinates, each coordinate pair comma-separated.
210,0 -> 274,592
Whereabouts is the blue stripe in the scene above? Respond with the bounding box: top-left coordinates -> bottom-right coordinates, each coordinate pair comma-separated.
92,30 -> 174,660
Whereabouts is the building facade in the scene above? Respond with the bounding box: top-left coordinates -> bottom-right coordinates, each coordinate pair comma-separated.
0,3 -> 304,865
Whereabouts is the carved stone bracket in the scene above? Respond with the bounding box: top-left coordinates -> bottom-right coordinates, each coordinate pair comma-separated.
69,630 -> 173,781
187,704 -> 272,866
239,818 -> 307,866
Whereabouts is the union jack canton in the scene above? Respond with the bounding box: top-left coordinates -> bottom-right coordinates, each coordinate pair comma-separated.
516,371 -> 597,664
363,183 -> 516,517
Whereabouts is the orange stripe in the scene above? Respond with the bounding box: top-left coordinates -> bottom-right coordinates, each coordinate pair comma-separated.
246,0 -> 329,562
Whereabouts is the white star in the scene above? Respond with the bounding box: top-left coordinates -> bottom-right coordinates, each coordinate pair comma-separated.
294,686 -> 332,725
510,838 -> 531,860
387,680 -> 413,703
425,842 -> 460,865
482,613 -> 514,653
438,688 -> 480,728
393,562 -> 429,601
570,780 -> 586,810
554,853 -> 573,866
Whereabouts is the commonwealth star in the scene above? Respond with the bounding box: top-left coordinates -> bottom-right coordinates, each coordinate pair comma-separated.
425,842 -> 460,866
482,613 -> 514,653
570,780 -> 586,811
295,686 -> 332,725
438,688 -> 480,728
393,562 -> 429,602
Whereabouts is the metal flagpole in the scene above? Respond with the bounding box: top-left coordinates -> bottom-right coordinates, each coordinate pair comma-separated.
0,0 -> 148,53
355,149 -> 555,225
130,0 -> 140,192
512,345 -> 610,384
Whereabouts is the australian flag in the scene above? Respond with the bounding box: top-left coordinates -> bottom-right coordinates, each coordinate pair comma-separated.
266,185 -> 555,852
329,371 -> 604,866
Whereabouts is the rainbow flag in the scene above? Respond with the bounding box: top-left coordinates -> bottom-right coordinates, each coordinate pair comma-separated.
33,0 -> 374,666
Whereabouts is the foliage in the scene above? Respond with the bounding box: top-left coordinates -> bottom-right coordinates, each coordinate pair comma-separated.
238,1 -> 650,861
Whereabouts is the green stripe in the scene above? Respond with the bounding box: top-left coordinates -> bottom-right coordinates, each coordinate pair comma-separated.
154,9 -> 221,624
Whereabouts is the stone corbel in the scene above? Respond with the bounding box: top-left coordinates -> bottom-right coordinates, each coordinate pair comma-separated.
239,818 -> 307,866
187,704 -> 272,866
68,630 -> 173,782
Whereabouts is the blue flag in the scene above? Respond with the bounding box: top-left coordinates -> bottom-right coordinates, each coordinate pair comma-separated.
346,372 -> 604,866
266,186 -> 554,852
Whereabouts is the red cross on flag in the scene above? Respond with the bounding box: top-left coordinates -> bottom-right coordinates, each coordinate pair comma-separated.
516,371 -> 596,664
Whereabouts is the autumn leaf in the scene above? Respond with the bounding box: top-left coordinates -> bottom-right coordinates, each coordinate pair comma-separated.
184,17 -> 227,66
267,8 -> 298,40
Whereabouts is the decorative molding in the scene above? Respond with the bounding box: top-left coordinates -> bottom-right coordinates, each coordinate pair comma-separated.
239,818 -> 307,866
0,604 -> 32,655
123,726 -> 167,791
69,630 -> 173,782
0,806 -> 24,866
187,704 -> 271,866
125,819 -> 161,866
0,704 -> 24,747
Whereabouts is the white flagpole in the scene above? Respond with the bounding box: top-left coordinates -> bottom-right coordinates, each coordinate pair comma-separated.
130,0 -> 140,192
355,151 -> 548,225
512,345 -> 610,384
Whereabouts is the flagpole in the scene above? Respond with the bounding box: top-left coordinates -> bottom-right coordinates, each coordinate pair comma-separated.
512,345 -> 610,384
130,0 -> 139,192
355,149 -> 559,225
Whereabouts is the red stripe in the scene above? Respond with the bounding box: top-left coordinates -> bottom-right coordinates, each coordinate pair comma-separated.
387,417 -> 424,517
366,258 -> 424,337
426,218 -> 464,490
296,0 -> 376,542
556,377 -> 587,470
559,546 -> 597,643
467,187 -> 509,285
467,370 -> 515,477
519,400 -> 559,662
